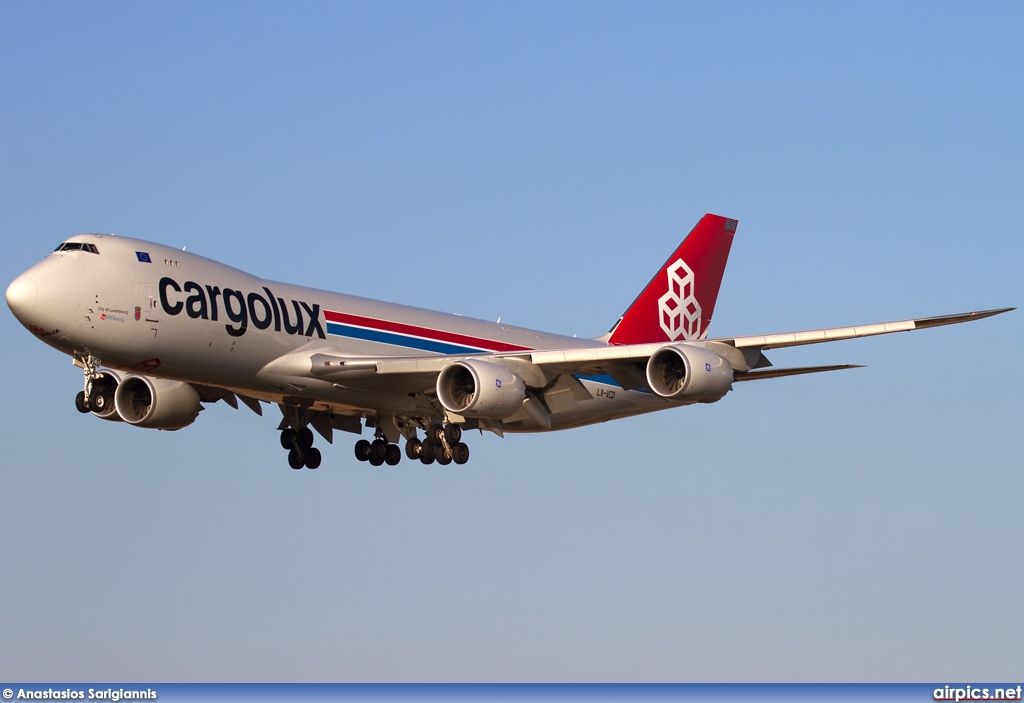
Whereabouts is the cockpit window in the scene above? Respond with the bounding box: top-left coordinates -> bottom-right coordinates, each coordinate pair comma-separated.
53,242 -> 99,254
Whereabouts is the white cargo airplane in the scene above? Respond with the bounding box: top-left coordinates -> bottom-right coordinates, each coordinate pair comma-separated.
5,214 -> 1011,469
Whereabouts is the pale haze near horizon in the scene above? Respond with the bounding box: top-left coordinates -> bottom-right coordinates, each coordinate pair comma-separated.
0,1 -> 1021,682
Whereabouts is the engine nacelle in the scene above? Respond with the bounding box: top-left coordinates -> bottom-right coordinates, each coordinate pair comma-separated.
114,375 -> 202,430
645,344 -> 734,403
89,369 -> 123,422
436,359 -> 527,419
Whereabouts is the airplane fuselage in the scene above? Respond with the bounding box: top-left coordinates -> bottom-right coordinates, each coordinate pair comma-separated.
9,233 -> 663,433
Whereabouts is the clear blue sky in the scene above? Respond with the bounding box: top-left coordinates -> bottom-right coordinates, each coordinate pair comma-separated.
1,0 -> 1021,682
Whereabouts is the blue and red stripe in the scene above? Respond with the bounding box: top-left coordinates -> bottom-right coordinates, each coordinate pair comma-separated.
324,310 -> 534,355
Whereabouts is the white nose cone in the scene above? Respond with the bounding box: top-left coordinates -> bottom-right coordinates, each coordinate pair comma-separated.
6,273 -> 38,321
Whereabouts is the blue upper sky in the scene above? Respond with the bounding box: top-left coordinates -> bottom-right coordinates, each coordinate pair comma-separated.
1,1 -> 1021,681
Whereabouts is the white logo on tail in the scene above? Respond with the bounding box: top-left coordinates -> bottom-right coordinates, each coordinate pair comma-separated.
658,259 -> 701,340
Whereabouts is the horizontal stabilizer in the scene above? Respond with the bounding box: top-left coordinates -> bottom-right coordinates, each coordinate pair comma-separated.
733,364 -> 864,382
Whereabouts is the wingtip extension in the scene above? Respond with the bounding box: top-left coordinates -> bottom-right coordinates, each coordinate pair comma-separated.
914,307 -> 1014,330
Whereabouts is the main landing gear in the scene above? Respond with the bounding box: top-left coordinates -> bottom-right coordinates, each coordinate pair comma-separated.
353,437 -> 402,466
280,416 -> 474,469
281,427 -> 322,470
358,422 -> 470,467
380,423 -> 471,466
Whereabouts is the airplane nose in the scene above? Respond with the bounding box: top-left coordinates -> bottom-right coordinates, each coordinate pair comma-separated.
6,273 -> 38,319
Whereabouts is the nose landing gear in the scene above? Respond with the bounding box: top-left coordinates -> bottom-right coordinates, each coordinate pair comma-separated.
73,353 -> 103,414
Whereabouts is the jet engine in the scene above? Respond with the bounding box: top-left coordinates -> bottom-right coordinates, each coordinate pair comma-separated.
436,359 -> 527,419
88,369 -> 124,422
114,375 -> 202,430
645,344 -> 734,403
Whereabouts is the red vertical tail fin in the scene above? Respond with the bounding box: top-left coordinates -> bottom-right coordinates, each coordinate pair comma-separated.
606,214 -> 737,345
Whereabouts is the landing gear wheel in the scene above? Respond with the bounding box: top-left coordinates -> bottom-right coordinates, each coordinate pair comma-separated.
435,444 -> 452,466
296,427 -> 314,450
88,387 -> 112,413
304,447 -> 322,469
75,391 -> 90,414
369,439 -> 388,466
405,438 -> 422,460
426,423 -> 445,444
281,428 -> 297,450
354,439 -> 372,461
419,450 -> 436,465
421,440 -> 436,462
288,448 -> 305,469
452,443 -> 470,465
444,424 -> 462,444
384,444 -> 401,466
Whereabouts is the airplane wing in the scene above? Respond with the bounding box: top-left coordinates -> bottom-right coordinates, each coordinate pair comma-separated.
258,308 -> 1013,396
505,307 -> 1014,380
720,308 -> 1014,350
247,306 -> 1013,436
